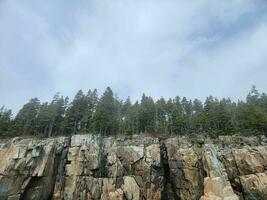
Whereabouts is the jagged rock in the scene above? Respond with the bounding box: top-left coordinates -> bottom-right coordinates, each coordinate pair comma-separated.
51,135 -> 163,200
0,134 -> 267,200
0,137 -> 69,200
122,176 -> 140,200
145,144 -> 161,167
7,194 -> 21,200
201,177 -> 239,200
116,145 -> 144,165
201,144 -> 239,200
233,148 -> 265,175
164,137 -> 203,200
240,172 -> 267,200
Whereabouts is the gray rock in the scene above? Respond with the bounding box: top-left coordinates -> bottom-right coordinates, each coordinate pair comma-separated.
0,134 -> 266,200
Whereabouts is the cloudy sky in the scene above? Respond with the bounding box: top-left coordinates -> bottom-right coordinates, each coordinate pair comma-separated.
1,0 -> 267,113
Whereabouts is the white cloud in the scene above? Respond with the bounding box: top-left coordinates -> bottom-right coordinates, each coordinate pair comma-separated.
0,0 -> 267,113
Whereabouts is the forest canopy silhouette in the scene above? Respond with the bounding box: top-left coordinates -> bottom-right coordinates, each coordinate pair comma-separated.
0,86 -> 266,137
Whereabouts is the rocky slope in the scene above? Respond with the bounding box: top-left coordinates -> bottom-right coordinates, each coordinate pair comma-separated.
0,134 -> 267,200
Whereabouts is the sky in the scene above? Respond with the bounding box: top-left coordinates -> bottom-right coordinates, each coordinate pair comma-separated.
1,0 -> 267,113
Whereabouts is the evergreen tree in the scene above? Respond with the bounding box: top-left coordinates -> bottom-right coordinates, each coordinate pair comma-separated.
49,95 -> 68,135
36,102 -> 50,135
64,90 -> 88,134
165,98 -> 174,134
192,99 -> 204,132
203,96 -> 220,132
93,87 -> 118,135
130,101 -> 139,134
237,86 -> 267,134
3,85 -> 267,137
120,97 -> 132,134
181,97 -> 193,133
138,94 -> 156,133
155,97 -> 167,133
115,97 -> 124,134
86,89 -> 98,132
0,106 -> 12,137
217,98 -> 236,133
13,98 -> 40,135
171,97 -> 185,134
36,93 -> 68,136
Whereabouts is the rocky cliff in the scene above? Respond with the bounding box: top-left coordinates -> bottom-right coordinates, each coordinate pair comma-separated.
0,134 -> 267,200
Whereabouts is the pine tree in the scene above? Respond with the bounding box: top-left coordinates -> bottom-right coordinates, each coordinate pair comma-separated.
93,87 -> 119,135
130,101 -> 139,134
171,97 -> 185,134
155,97 -> 167,134
64,90 -> 88,135
43,93 -> 68,136
3,85 -> 267,137
138,94 -> 156,133
237,86 -> 267,134
120,97 -> 132,134
217,98 -> 236,133
13,98 -> 40,135
36,102 -> 50,135
181,97 -> 193,133
192,99 -> 204,132
203,96 -> 219,132
0,106 -> 12,137
115,97 -> 124,134
165,98 -> 174,134
86,89 -> 98,132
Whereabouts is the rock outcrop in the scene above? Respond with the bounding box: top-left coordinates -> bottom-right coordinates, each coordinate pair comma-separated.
0,134 -> 267,200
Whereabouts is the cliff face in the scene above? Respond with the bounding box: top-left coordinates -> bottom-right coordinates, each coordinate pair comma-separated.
0,134 -> 267,200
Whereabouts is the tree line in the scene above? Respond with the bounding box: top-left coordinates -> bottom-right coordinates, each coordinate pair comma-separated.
0,86 -> 267,137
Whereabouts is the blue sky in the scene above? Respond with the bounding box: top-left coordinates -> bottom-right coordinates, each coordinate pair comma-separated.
1,0 -> 267,113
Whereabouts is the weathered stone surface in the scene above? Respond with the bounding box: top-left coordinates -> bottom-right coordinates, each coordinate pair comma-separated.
201,177 -> 239,200
0,137 -> 69,200
122,176 -> 140,200
0,134 -> 267,200
240,172 -> 267,200
233,148 -> 265,175
164,137 -> 204,200
51,134 -> 164,200
201,144 -> 239,200
145,144 -> 161,167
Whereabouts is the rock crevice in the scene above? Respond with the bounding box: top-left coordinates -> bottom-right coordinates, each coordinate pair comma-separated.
0,135 -> 267,200
160,143 -> 180,200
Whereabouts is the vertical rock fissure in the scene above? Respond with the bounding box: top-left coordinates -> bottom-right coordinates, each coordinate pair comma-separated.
230,150 -> 246,200
160,143 -> 180,200
96,136 -> 108,178
1,135 -> 267,200
196,155 -> 206,199
49,136 -> 71,200
19,176 -> 44,200
19,146 -> 50,200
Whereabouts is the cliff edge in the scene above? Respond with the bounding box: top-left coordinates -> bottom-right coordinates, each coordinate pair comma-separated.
0,134 -> 267,200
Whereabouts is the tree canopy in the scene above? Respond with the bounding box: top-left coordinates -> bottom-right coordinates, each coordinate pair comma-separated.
1,86 -> 267,137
